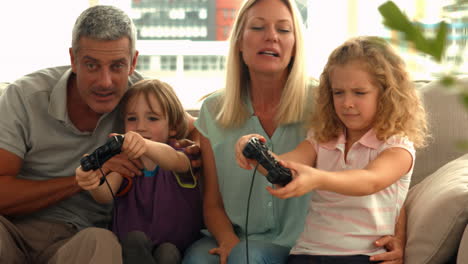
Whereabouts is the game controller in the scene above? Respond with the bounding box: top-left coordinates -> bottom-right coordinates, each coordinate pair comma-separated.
80,135 -> 125,172
242,137 -> 292,186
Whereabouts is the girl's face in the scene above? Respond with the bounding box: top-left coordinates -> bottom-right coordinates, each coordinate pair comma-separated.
330,61 -> 380,140
239,0 -> 295,76
124,93 -> 176,143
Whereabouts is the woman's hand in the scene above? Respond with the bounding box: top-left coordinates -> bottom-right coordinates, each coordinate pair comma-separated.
75,166 -> 101,190
170,138 -> 202,169
370,235 -> 404,263
234,134 -> 264,170
208,237 -> 240,264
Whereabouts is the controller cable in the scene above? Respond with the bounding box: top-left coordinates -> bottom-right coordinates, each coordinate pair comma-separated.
95,153 -> 120,236
245,163 -> 259,264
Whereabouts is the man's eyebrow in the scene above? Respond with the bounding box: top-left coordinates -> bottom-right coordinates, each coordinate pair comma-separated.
83,56 -> 98,62
112,58 -> 128,64
81,56 -> 128,64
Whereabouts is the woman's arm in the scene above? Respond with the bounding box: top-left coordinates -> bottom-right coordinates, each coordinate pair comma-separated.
201,134 -> 240,264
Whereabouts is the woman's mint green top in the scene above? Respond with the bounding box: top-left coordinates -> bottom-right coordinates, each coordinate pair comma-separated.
194,92 -> 311,247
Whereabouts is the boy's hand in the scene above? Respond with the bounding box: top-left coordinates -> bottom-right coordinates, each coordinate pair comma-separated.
122,131 -> 146,160
75,166 -> 101,190
234,134 -> 264,170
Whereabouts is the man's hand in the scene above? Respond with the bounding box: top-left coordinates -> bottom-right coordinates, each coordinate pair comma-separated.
370,235 -> 404,263
101,153 -> 143,178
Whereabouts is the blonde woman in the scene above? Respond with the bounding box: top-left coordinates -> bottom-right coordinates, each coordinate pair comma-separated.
183,1 -> 405,263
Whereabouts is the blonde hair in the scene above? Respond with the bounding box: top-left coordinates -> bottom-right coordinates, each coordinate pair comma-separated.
121,79 -> 188,139
217,0 -> 308,128
311,36 -> 428,148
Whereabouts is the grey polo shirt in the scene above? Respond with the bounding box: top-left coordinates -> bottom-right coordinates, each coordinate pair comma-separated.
0,65 -> 144,229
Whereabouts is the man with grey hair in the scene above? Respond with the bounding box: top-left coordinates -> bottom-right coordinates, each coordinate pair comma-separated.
0,5 -> 198,264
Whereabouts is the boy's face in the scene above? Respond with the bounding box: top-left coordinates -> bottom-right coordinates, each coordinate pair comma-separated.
124,93 -> 176,143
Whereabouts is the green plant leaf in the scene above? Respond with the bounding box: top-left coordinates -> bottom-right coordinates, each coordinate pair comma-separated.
462,93 -> 468,110
378,1 -> 413,31
431,22 -> 449,62
440,75 -> 456,87
378,1 -> 449,62
378,2 -> 432,55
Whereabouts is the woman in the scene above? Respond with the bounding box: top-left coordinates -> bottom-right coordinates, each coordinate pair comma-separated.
183,1 -> 405,263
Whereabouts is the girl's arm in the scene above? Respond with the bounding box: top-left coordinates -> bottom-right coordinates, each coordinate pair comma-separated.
269,147 -> 413,198
200,134 -> 240,263
75,167 -> 123,204
235,134 -> 316,172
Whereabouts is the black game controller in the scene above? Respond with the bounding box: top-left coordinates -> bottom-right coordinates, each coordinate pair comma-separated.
242,137 -> 292,186
80,135 -> 125,172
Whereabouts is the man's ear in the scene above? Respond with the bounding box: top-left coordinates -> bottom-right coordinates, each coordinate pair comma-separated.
69,48 -> 77,73
129,50 -> 139,75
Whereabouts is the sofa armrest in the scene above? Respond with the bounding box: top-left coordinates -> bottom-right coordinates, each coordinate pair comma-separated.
404,154 -> 468,264
457,225 -> 468,263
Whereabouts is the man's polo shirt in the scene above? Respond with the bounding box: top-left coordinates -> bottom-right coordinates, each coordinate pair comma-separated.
0,66 -> 143,229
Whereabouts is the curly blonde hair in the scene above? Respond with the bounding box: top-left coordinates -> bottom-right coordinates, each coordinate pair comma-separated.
311,36 -> 428,148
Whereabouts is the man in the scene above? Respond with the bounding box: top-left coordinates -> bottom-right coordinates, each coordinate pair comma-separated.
0,5 -> 197,264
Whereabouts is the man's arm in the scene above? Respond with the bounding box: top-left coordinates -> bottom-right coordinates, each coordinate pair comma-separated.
0,148 -> 81,216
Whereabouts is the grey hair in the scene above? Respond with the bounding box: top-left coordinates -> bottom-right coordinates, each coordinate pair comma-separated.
71,5 -> 137,57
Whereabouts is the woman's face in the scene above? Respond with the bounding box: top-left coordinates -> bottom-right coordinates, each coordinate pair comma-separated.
239,0 -> 295,76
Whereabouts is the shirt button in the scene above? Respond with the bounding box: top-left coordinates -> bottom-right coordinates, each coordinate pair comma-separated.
267,202 -> 273,207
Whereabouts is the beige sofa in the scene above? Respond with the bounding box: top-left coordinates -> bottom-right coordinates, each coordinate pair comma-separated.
1,78 -> 467,263
404,77 -> 468,264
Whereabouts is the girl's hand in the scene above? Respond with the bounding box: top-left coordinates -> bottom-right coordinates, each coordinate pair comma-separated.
266,160 -> 321,198
75,166 -> 101,190
235,134 -> 264,170
121,131 -> 146,160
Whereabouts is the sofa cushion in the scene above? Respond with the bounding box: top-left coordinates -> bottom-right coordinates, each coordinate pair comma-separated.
405,153 -> 468,264
412,77 -> 468,187
458,225 -> 468,264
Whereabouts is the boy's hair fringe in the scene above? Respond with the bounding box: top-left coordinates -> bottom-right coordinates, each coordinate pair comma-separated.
120,79 -> 188,139
311,36 -> 428,148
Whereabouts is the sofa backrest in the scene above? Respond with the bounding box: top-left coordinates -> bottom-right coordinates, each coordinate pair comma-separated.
411,77 -> 468,187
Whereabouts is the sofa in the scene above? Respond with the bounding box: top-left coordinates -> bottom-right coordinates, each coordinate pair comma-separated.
0,77 -> 467,263
404,77 -> 468,264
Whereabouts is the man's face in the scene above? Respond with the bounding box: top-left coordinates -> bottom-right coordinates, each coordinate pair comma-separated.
70,37 -> 138,114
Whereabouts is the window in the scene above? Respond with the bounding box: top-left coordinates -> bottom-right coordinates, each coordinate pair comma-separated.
1,0 -> 466,110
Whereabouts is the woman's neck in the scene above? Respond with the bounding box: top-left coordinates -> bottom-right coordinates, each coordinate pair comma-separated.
249,73 -> 287,137
249,74 -> 286,113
